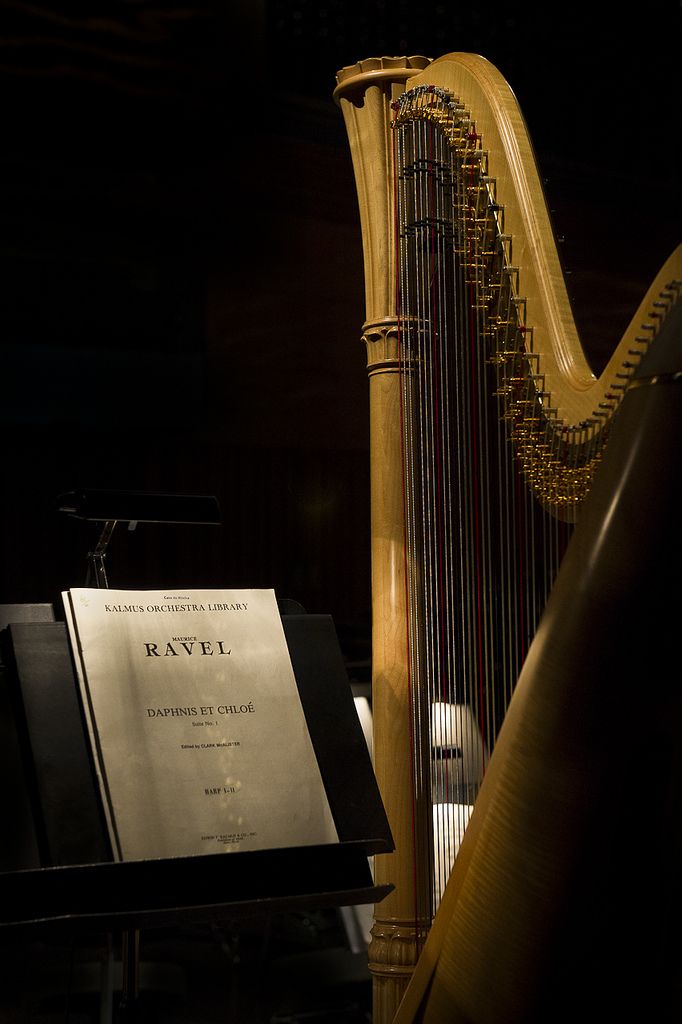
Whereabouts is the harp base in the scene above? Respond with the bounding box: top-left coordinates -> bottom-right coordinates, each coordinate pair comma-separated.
368,916 -> 430,1023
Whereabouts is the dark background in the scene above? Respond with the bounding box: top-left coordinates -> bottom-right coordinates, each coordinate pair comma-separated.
1,0 -> 680,676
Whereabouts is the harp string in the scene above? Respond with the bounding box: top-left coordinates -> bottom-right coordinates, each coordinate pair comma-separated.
394,85 -> 577,920
394,112 -> 429,941
433,116 -> 457,898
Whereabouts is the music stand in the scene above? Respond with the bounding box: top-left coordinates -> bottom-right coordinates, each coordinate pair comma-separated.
2,490 -> 393,1021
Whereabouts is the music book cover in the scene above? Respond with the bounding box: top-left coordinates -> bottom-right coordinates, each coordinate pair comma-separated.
62,587 -> 339,862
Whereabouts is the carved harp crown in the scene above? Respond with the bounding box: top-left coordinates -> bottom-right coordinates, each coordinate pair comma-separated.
334,53 -> 682,1023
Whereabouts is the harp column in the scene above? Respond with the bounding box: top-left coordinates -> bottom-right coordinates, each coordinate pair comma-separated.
335,56 -> 432,1021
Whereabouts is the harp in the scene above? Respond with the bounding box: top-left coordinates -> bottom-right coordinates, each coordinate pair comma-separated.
333,53 -> 682,1021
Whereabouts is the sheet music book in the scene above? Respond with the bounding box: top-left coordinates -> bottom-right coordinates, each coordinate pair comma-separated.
62,588 -> 339,862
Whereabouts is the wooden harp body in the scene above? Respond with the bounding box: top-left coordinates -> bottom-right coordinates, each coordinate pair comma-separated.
333,52 -> 682,1021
